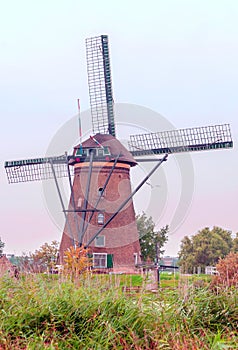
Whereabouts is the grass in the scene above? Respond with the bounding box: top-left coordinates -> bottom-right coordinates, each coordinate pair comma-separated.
0,273 -> 237,349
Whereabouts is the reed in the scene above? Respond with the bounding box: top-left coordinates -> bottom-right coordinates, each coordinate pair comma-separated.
0,273 -> 237,349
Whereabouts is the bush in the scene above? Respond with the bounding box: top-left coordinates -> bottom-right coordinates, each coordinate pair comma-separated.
211,252 -> 238,288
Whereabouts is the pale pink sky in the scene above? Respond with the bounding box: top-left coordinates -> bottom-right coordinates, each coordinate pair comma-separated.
0,1 -> 237,256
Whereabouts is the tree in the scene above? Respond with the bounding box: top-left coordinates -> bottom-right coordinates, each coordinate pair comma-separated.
0,237 -> 5,257
232,232 -> 238,253
30,240 -> 59,272
14,254 -> 32,273
179,227 -> 233,273
63,245 -> 92,281
177,236 -> 194,273
137,212 -> 169,262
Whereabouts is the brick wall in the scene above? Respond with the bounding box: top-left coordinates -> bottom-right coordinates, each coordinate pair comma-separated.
59,161 -> 141,271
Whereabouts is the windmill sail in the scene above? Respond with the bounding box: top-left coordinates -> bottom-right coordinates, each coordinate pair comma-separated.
4,155 -> 73,183
129,124 -> 233,156
86,35 -> 115,136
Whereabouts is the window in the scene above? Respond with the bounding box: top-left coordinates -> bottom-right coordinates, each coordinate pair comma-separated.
95,235 -> 105,247
75,148 -> 87,156
134,253 -> 138,265
77,197 -> 83,207
75,148 -> 82,156
93,253 -> 107,268
97,148 -> 104,157
103,146 -> 110,155
98,187 -> 104,197
92,253 -> 113,268
97,213 -> 104,225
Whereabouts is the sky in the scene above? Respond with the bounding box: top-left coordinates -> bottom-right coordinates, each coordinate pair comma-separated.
0,0 -> 237,256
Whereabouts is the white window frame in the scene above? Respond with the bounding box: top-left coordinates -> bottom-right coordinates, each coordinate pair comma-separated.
93,253 -> 107,268
97,212 -> 104,225
134,253 -> 138,265
77,197 -> 83,207
97,148 -> 104,157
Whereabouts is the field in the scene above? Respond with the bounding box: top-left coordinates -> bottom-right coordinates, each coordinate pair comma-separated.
0,272 -> 237,349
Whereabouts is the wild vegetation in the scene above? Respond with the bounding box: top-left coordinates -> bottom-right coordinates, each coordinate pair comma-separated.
211,252 -> 238,289
0,264 -> 238,349
1,229 -> 238,348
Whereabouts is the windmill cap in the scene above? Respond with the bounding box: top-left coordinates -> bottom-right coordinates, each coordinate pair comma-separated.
74,133 -> 137,167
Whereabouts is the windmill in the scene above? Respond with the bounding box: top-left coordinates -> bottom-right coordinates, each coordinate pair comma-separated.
5,35 -> 233,273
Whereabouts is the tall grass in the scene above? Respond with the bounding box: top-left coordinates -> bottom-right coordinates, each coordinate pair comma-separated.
0,273 -> 237,349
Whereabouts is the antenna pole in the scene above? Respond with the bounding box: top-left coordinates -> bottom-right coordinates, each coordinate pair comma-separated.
77,99 -> 83,152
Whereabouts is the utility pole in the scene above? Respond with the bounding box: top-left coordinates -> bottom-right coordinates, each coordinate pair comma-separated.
155,239 -> 160,286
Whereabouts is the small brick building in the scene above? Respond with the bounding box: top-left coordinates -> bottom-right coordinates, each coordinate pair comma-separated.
59,134 -> 141,272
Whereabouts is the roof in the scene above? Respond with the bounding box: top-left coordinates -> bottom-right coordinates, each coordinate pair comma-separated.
74,134 -> 137,167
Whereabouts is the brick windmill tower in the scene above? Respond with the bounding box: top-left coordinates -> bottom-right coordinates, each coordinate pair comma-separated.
5,35 -> 233,273
59,133 -> 142,271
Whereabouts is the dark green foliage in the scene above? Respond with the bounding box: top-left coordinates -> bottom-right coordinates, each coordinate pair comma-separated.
179,226 -> 233,273
232,232 -> 238,253
137,212 -> 169,262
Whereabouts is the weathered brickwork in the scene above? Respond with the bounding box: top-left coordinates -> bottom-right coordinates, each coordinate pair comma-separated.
59,135 -> 141,272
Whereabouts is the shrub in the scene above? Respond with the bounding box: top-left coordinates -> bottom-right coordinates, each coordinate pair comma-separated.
211,252 -> 238,288
63,245 -> 92,281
